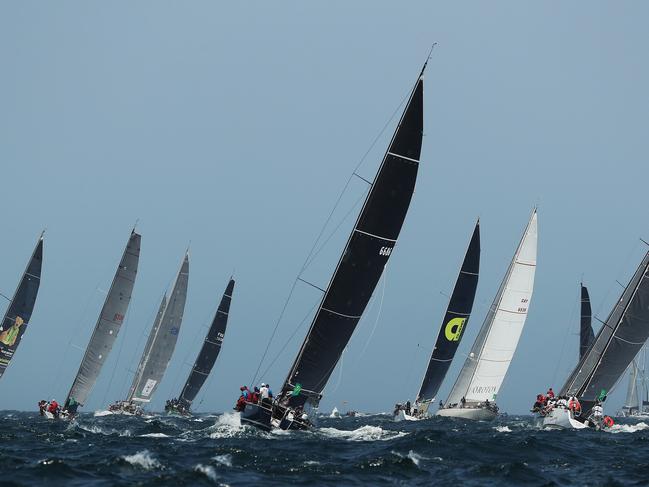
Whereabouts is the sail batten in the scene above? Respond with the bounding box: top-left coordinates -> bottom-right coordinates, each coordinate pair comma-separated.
129,253 -> 189,404
416,221 -> 480,405
445,210 -> 537,406
0,234 -> 44,378
66,231 -> 141,407
177,278 -> 235,406
280,67 -> 425,407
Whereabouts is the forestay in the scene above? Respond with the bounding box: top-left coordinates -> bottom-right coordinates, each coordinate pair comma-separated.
129,252 -> 189,403
66,231 -> 141,406
561,249 -> 649,403
281,64 -> 425,408
445,210 -> 537,405
416,221 -> 480,406
0,234 -> 44,378
178,278 -> 234,406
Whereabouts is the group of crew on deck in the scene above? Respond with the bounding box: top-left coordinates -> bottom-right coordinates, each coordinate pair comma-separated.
440,396 -> 499,413
108,400 -> 143,416
165,398 -> 190,415
393,400 -> 425,418
234,383 -> 274,412
531,387 -> 614,428
38,397 -> 78,418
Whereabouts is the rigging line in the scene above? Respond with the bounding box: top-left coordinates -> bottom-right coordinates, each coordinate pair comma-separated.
551,283 -> 580,386
303,191 -> 367,271
120,293 -> 164,399
102,308 -> 131,408
48,284 -> 103,400
171,307 -> 214,398
250,89 -> 411,386
0,292 -> 11,302
328,348 -> 345,395
357,265 -> 388,360
258,301 -> 320,382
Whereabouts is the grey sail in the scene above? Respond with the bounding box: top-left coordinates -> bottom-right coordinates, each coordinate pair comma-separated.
560,250 -> 649,410
623,360 -> 640,413
66,231 -> 141,407
128,252 -> 189,403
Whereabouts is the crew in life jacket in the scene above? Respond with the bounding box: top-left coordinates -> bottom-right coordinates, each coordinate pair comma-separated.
47,399 -> 60,418
234,386 -> 249,412
587,399 -> 604,427
38,400 -> 47,416
568,396 -> 582,416
546,387 -> 555,399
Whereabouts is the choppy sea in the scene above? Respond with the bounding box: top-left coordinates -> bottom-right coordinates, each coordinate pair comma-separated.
2,410 -> 649,486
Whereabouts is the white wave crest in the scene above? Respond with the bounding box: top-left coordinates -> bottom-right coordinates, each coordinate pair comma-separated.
608,421 -> 649,434
195,464 -> 218,482
209,412 -> 244,439
78,424 -> 131,437
139,433 -> 170,438
329,407 -> 340,418
494,425 -> 512,433
407,450 -> 424,467
319,425 -> 406,442
212,454 -> 233,467
93,410 -> 113,417
122,450 -> 161,470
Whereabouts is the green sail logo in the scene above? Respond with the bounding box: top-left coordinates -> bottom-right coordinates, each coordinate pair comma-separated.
445,317 -> 467,342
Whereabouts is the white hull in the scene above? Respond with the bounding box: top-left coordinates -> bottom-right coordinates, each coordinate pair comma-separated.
436,407 -> 497,421
542,408 -> 588,430
393,410 -> 421,422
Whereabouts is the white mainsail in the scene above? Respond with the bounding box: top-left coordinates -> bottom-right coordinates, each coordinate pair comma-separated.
445,210 -> 537,405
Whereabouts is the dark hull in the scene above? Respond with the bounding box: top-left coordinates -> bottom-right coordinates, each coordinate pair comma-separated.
240,402 -> 272,431
240,401 -> 311,431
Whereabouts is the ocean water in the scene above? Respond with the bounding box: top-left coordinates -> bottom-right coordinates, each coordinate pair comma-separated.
2,410 -> 649,486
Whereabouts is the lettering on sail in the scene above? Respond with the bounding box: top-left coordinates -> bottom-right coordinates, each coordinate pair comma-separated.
471,385 -> 497,395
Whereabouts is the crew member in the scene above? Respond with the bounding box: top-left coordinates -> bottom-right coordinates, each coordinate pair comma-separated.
546,387 -> 555,399
47,399 -> 59,418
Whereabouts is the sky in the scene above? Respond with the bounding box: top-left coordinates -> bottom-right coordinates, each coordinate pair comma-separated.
1,2 -> 648,415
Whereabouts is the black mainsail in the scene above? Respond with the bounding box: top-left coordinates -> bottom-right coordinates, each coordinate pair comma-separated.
279,63 -> 425,409
0,233 -> 44,379
416,221 -> 480,409
579,284 -> 594,360
561,250 -> 649,411
175,278 -> 235,409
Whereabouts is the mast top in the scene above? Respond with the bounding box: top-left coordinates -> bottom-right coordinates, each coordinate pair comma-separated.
419,43 -> 438,78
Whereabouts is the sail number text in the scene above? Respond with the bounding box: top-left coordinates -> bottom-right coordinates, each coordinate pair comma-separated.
379,246 -> 393,257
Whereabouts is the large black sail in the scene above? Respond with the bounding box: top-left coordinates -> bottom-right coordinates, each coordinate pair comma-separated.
178,278 -> 235,406
416,221 -> 480,405
281,65 -> 425,407
561,250 -> 649,407
0,234 -> 43,378
580,284 -> 594,360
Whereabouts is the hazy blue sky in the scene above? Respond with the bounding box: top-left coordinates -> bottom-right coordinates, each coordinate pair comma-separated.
1,2 -> 648,415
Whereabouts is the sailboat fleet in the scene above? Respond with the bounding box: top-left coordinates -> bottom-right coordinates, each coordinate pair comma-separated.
2,54 -> 648,432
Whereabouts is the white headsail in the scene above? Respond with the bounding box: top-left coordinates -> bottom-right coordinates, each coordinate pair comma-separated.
445,210 -> 537,405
